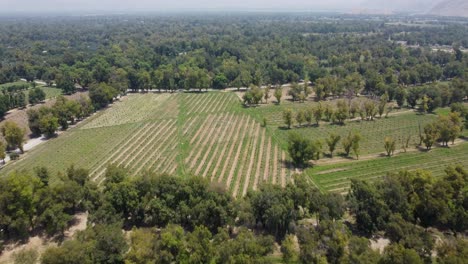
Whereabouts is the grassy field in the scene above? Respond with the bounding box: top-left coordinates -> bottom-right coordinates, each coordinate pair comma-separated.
246,101 -> 438,155
0,81 -> 62,100
2,92 -> 293,197
305,142 -> 468,193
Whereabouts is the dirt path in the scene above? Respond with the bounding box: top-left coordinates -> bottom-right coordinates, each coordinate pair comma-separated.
225,118 -> 253,187
195,113 -> 234,176
0,213 -> 88,264
232,128 -> 254,197
123,120 -> 173,169
253,129 -> 266,191
135,122 -> 178,174
216,116 -> 246,183
130,120 -> 177,175
204,115 -> 239,180
272,146 -> 278,185
281,152 -> 287,187
242,126 -> 260,196
263,137 -> 272,182
188,114 -> 224,169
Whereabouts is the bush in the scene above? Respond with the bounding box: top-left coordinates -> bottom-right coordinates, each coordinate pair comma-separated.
9,152 -> 19,160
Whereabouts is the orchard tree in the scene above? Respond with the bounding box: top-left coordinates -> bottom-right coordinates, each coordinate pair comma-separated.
283,109 -> 293,129
264,85 -> 271,103
384,137 -> 396,157
274,87 -> 283,104
305,108 -> 313,126
313,104 -> 323,126
296,110 -> 305,127
326,133 -> 341,157
422,123 -> 439,150
335,100 -> 349,124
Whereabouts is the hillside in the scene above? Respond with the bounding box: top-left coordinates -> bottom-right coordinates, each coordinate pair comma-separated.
428,0 -> 468,17
358,0 -> 440,13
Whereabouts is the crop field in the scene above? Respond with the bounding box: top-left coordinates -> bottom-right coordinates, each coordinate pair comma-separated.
3,90 -> 466,196
2,92 -> 293,196
248,103 -> 438,155
306,142 -> 468,193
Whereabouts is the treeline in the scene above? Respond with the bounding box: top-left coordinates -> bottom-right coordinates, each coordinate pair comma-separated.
0,82 -> 49,118
0,15 -> 467,100
0,84 -> 29,117
1,164 -> 466,263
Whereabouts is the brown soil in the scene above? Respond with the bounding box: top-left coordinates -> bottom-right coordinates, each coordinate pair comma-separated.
0,213 -> 88,264
242,122 -> 260,196
204,115 -> 240,180
225,118 -> 253,188
195,113 -> 235,176
0,92 -> 88,140
252,128 -> 266,192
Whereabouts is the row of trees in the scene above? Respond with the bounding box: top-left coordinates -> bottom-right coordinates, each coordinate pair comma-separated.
27,96 -> 93,138
0,82 -> 48,116
1,15 -> 466,99
421,112 -> 463,150
288,131 -> 362,166
283,98 -> 391,129
11,164 -> 463,264
0,166 -> 97,240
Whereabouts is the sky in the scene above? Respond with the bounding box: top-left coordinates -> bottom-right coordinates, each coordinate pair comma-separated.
1,0 -> 366,13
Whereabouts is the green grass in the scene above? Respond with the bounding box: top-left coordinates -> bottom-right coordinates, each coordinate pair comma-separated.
246,102 -> 437,155
305,142 -> 468,193
0,81 -> 62,100
0,81 -> 30,89
40,86 -> 63,99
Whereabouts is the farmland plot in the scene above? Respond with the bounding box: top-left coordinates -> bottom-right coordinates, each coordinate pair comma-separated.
2,92 -> 292,196
82,93 -> 178,129
306,142 -> 468,193
183,112 -> 292,197
249,104 -> 438,155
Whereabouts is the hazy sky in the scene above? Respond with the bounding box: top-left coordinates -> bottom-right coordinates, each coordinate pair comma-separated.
2,0 -> 365,13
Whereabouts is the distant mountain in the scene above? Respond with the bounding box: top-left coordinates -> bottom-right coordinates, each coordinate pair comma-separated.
428,0 -> 468,17
359,0 -> 440,13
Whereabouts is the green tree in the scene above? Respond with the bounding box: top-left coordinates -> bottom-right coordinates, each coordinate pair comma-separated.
28,88 -> 46,105
296,110 -> 306,127
283,108 -> 294,129
89,82 -> 117,109
288,132 -> 317,167
384,137 -> 396,157
0,141 -> 6,163
274,87 -> 283,104
335,99 -> 349,124
313,104 -> 323,126
326,133 -> 341,158
39,114 -> 59,138
282,234 -> 299,263
1,121 -> 25,153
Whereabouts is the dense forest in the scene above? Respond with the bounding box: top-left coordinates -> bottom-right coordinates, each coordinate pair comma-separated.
0,13 -> 467,263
